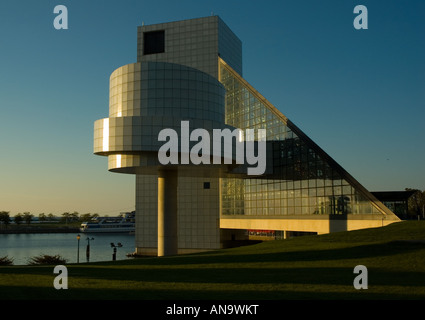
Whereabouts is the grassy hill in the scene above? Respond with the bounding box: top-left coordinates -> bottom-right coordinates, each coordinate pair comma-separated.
1,221 -> 425,300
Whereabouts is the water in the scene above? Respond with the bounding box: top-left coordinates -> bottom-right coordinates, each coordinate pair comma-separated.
0,232 -> 135,265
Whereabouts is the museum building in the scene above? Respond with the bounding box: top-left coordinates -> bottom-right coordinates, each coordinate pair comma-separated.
94,16 -> 400,256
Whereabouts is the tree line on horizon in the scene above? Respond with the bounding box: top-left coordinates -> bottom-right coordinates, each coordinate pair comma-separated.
406,188 -> 425,218
0,211 -> 100,227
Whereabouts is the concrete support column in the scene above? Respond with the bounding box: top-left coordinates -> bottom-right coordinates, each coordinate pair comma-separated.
157,170 -> 178,256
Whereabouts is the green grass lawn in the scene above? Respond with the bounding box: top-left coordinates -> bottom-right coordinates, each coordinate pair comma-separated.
1,221 -> 425,300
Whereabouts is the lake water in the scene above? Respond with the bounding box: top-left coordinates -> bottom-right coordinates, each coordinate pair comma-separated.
0,232 -> 135,265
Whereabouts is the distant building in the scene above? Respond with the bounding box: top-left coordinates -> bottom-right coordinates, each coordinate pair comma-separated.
94,16 -> 400,256
372,190 -> 417,219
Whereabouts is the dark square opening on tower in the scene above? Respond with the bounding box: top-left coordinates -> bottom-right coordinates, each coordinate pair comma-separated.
143,30 -> 165,55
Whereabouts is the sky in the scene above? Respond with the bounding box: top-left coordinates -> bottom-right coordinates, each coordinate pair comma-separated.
0,0 -> 424,216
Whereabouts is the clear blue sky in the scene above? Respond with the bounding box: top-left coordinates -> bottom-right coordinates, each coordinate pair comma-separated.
0,0 -> 424,215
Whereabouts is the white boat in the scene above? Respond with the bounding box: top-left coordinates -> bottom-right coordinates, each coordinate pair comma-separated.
80,211 -> 135,233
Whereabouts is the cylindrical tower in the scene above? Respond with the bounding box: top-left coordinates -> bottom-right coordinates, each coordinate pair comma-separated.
94,61 -> 233,256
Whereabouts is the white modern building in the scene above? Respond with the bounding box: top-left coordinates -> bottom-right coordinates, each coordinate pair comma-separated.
94,16 -> 400,256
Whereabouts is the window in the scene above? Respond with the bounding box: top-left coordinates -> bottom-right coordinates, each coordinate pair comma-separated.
203,182 -> 210,189
143,30 -> 165,55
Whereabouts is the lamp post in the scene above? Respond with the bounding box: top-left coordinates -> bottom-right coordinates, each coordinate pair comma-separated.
86,237 -> 94,262
76,234 -> 81,263
110,242 -> 123,261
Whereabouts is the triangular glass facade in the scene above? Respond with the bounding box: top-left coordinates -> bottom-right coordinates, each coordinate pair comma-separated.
219,58 -> 395,218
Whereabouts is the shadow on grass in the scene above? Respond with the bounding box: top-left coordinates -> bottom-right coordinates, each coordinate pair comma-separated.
3,265 -> 425,287
2,239 -> 425,300
82,266 -> 425,286
1,276 -> 425,300
121,240 -> 425,266
2,241 -> 425,275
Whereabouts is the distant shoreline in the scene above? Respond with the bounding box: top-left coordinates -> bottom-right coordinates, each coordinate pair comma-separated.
0,227 -> 80,234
